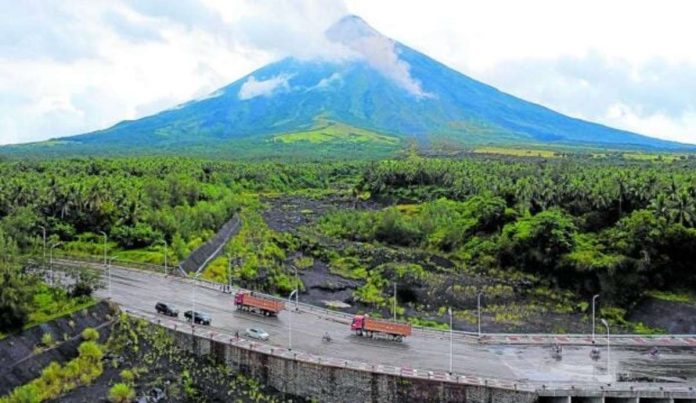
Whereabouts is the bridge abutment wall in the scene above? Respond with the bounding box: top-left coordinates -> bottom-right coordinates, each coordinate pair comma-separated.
162,324 -> 537,403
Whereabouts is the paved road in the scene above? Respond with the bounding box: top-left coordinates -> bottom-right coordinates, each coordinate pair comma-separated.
85,264 -> 696,386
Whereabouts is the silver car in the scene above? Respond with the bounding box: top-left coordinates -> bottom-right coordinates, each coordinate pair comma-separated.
245,328 -> 269,341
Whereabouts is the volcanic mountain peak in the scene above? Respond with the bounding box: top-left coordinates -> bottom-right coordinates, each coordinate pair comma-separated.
324,15 -> 430,98
2,14 -> 691,157
326,14 -> 382,43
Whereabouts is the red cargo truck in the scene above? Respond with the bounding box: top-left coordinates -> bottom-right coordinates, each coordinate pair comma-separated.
234,291 -> 284,316
350,315 -> 412,341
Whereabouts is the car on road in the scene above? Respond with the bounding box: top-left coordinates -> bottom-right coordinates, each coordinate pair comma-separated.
245,328 -> 269,341
184,310 -> 211,325
155,302 -> 179,317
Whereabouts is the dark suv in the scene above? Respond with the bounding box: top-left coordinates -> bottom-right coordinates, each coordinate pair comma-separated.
184,310 -> 211,325
155,302 -> 179,317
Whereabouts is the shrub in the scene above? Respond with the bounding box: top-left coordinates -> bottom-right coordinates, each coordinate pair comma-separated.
5,383 -> 41,403
81,327 -> 99,341
109,383 -> 135,403
41,332 -> 55,347
77,341 -> 104,362
120,369 -> 135,384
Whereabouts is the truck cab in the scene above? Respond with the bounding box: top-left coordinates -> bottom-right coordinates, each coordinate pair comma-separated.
234,291 -> 247,306
351,315 -> 365,331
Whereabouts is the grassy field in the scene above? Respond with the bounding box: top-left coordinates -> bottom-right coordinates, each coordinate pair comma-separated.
272,122 -> 401,145
473,146 -> 560,158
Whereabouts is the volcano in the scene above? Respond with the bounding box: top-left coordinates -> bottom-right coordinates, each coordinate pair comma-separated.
3,15 -> 689,157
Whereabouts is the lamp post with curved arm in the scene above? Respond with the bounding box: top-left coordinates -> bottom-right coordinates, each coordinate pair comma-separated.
477,292 -> 483,338
99,231 -> 108,266
39,226 -> 47,264
288,289 -> 297,350
49,242 -> 62,285
592,294 -> 600,341
448,307 -> 453,374
107,255 -> 118,300
155,239 -> 168,276
601,318 -> 610,377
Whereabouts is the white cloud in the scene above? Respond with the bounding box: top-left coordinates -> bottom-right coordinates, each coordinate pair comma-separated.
0,0 -> 695,145
344,0 -> 696,142
327,16 -> 430,97
238,75 -> 291,100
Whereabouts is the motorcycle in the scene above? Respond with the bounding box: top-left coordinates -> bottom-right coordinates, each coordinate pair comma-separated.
590,347 -> 601,360
551,344 -> 563,360
322,333 -> 332,343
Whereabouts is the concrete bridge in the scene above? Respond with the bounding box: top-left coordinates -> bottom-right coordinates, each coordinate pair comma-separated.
46,258 -> 696,403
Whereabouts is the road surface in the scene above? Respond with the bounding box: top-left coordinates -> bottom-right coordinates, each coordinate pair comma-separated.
79,263 -> 696,386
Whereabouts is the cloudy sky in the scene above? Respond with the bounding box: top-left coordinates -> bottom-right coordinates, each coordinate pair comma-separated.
1,0 -> 695,145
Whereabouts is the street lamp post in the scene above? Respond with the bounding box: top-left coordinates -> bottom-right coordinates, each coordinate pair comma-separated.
227,254 -> 232,293
288,289 -> 297,350
592,294 -> 600,341
477,292 -> 483,338
49,242 -> 63,285
601,318 -> 610,376
448,307 -> 453,374
39,226 -> 47,264
99,231 -> 108,266
156,239 -> 168,276
294,266 -> 300,311
393,282 -> 397,321
107,255 -> 118,300
191,272 -> 201,326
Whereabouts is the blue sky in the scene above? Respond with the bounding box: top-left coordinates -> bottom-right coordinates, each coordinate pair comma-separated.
1,0 -> 695,145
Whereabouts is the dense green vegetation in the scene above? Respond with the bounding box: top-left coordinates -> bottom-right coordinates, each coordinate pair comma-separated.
1,154 -> 695,332
0,158 -> 360,263
343,155 -> 696,307
0,242 -> 97,335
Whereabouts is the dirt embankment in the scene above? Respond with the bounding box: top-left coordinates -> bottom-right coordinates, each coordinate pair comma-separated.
0,300 -> 117,396
628,297 -> 696,333
57,316 -> 295,403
